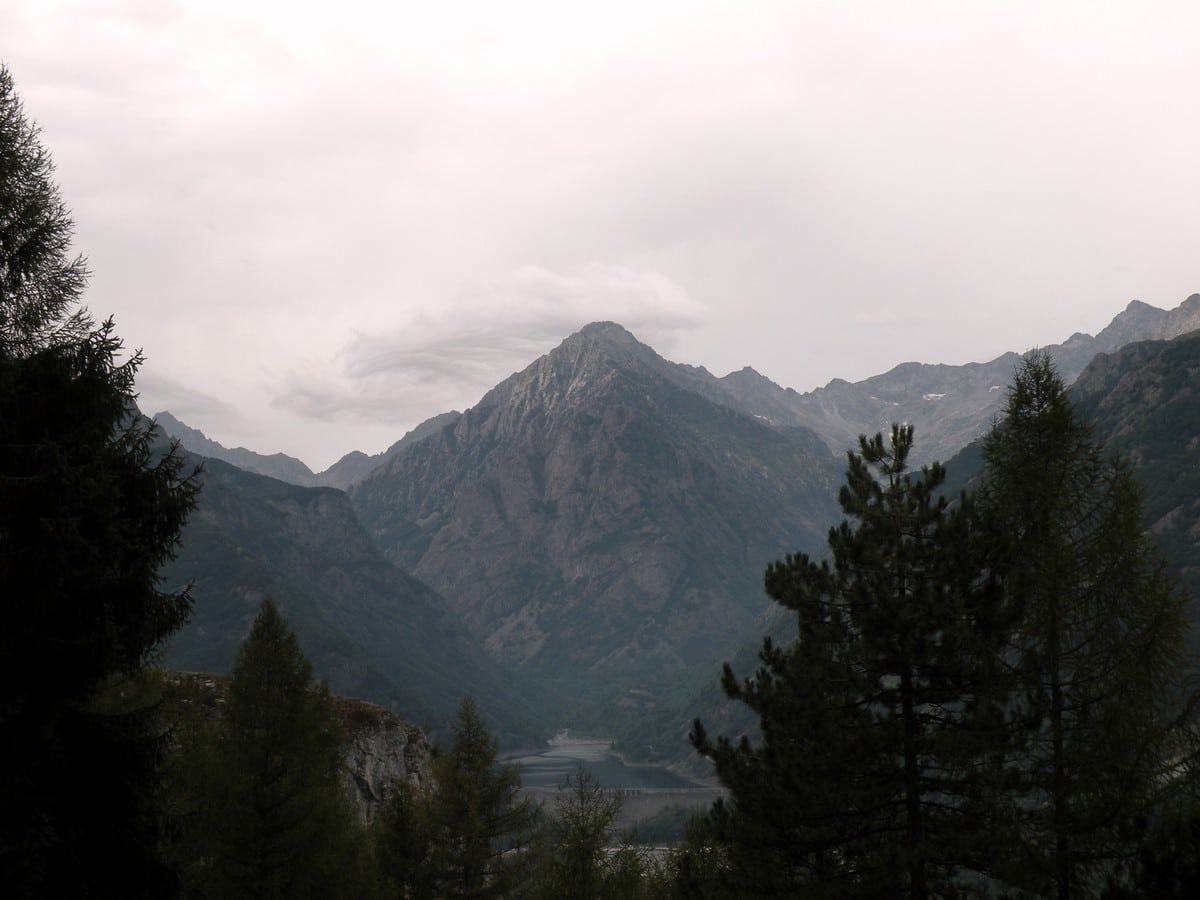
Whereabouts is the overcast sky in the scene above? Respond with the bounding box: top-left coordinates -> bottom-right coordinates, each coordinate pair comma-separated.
5,1 -> 1199,469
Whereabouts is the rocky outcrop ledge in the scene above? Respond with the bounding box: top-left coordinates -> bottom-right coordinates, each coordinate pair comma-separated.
334,695 -> 433,824
164,672 -> 433,825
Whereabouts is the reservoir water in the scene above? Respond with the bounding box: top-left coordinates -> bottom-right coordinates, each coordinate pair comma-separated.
507,739 -> 699,790
507,737 -> 726,838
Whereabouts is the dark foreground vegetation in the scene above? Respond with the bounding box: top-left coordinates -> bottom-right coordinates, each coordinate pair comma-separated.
689,353 -> 1200,898
4,62 -> 1200,898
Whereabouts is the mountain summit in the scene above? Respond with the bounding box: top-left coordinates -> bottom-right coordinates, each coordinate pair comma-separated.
349,323 -> 841,725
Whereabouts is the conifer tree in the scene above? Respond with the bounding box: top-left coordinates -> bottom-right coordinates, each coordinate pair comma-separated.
530,764 -> 652,900
0,64 -> 198,897
692,425 -> 1002,898
423,697 -> 540,899
187,598 -> 370,900
373,778 -> 439,899
978,351 -> 1193,898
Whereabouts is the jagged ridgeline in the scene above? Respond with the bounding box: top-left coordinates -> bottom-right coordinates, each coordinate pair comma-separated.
160,297 -> 1200,745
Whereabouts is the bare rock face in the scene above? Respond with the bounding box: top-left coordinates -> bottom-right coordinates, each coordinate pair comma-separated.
340,701 -> 433,824
350,323 -> 843,727
162,672 -> 434,826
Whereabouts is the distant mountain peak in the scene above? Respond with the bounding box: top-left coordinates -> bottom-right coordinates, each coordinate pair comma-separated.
557,321 -> 652,363
154,409 -> 461,490
728,365 -> 765,379
474,322 -> 665,418
722,365 -> 785,394
577,320 -> 635,339
153,411 -> 318,485
1124,298 -> 1160,313
348,320 -> 843,719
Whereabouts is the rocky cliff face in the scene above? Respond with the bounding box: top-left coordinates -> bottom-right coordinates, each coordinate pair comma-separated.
349,323 -> 842,728
339,700 -> 433,824
163,672 -> 433,825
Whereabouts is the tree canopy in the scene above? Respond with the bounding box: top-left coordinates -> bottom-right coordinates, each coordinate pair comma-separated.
0,63 -> 199,898
376,697 -> 541,899
978,350 -> 1195,897
693,424 -> 1002,897
692,356 -> 1196,898
179,598 -> 370,899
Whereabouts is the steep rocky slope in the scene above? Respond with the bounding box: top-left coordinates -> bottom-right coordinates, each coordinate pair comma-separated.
349,323 -> 842,727
162,455 -> 554,743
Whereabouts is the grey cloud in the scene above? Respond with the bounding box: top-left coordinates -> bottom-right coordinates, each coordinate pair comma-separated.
271,264 -> 705,425
7,1 -> 1200,467
134,370 -> 241,422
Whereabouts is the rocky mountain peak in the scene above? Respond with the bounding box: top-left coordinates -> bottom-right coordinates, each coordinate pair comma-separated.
555,320 -> 659,369
1094,299 -> 1168,350
723,366 -> 771,387
575,319 -> 639,343
349,320 -> 843,722
476,321 -> 668,417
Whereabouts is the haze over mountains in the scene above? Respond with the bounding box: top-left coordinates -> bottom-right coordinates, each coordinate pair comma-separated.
158,294 -> 1200,747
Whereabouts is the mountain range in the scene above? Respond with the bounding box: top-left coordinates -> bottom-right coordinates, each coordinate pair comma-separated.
157,294 -> 1200,750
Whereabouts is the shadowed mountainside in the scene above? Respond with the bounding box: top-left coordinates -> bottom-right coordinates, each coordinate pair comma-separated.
348,323 -> 843,728
162,455 -> 555,745
1070,329 -> 1200,617
631,328 -> 1200,766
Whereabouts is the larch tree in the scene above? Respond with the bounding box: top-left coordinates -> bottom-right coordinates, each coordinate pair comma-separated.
692,424 -> 1005,899
0,64 -> 199,897
423,697 -> 541,899
530,764 -> 651,900
373,777 -> 439,899
186,598 -> 370,900
978,351 -> 1194,899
